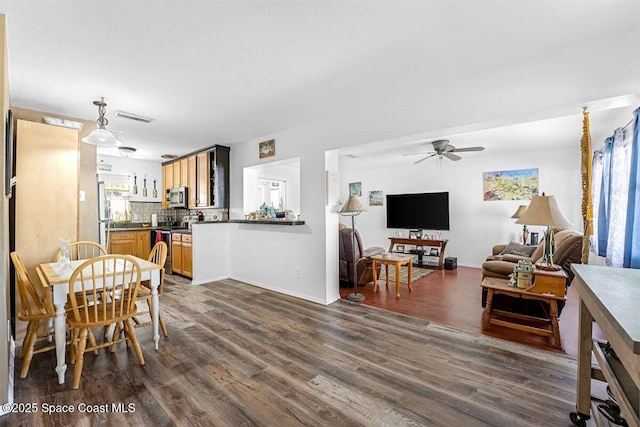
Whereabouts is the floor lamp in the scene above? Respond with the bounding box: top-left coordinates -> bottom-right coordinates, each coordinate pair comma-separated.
339,195 -> 366,302
515,193 -> 572,269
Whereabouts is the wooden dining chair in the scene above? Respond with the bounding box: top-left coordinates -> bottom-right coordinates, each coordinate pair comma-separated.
10,252 -> 57,378
55,241 -> 107,261
113,241 -> 168,340
67,255 -> 145,389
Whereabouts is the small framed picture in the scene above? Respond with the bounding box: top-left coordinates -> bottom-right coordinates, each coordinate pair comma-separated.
430,248 -> 439,256
259,139 -> 275,158
396,244 -> 405,253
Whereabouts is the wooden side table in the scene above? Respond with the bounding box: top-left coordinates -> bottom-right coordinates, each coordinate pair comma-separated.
371,254 -> 413,298
481,272 -> 567,347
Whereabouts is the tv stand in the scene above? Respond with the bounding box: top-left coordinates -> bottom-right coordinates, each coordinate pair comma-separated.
388,237 -> 449,269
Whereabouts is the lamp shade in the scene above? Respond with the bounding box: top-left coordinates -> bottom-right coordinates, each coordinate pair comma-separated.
510,205 -> 528,219
515,195 -> 572,228
82,128 -> 121,146
339,195 -> 366,215
81,97 -> 121,146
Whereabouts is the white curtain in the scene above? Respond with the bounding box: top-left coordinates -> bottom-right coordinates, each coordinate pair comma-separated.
591,127 -> 633,267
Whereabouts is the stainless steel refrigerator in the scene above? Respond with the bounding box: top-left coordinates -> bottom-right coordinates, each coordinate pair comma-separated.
97,180 -> 112,249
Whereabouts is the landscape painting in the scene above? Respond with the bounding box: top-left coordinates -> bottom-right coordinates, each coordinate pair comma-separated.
483,168 -> 539,201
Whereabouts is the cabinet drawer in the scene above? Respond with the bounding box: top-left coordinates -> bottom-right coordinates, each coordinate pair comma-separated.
172,233 -> 182,242
181,234 -> 192,243
111,232 -> 136,240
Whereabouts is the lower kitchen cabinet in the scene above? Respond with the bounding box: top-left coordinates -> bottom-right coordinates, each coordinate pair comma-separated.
109,230 -> 151,259
171,233 -> 192,278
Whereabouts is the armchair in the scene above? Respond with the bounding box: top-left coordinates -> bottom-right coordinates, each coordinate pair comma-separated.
481,229 -> 583,318
338,225 -> 384,287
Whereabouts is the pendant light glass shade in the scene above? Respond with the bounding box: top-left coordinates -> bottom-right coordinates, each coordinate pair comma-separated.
81,97 -> 121,146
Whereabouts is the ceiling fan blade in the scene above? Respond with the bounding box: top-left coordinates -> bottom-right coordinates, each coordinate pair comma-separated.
451,146 -> 485,152
414,153 -> 437,164
403,151 -> 433,156
443,152 -> 462,161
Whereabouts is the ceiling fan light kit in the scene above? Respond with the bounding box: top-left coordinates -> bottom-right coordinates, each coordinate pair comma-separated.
81,97 -> 121,147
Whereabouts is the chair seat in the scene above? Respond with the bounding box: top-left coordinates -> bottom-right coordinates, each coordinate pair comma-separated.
67,304 -> 138,328
17,306 -> 52,321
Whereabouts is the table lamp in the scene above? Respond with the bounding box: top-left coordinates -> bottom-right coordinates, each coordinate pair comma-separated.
515,193 -> 572,270
339,195 -> 366,302
510,205 -> 529,244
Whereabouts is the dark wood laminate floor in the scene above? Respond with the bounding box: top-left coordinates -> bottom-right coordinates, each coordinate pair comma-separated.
340,266 -> 606,360
9,275 -> 581,426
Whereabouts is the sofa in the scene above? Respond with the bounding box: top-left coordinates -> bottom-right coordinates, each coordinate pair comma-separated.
339,225 -> 385,287
481,229 -> 584,318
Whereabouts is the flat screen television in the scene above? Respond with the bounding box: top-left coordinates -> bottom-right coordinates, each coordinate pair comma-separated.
386,191 -> 450,231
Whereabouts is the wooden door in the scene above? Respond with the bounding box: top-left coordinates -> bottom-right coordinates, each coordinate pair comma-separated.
196,151 -> 209,207
15,120 -> 79,280
187,155 -> 197,208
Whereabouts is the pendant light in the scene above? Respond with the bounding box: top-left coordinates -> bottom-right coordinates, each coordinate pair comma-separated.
81,97 -> 121,146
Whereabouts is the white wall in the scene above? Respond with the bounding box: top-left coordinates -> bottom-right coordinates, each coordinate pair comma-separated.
224,31 -> 639,305
97,155 -> 162,203
338,145 -> 582,268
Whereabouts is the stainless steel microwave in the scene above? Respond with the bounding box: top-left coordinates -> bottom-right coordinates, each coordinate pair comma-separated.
167,187 -> 187,208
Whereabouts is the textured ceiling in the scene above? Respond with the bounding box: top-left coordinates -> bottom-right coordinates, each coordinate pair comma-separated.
2,1 -> 639,161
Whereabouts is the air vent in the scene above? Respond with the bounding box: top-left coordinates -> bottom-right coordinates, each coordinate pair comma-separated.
161,154 -> 178,160
114,110 -> 154,123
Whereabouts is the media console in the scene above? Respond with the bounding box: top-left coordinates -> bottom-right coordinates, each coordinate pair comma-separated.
388,237 -> 449,269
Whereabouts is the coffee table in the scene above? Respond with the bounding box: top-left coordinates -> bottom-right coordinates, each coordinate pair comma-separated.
481,276 -> 566,347
371,254 -> 413,298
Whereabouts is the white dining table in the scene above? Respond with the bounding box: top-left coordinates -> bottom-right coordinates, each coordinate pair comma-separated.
38,256 -> 162,385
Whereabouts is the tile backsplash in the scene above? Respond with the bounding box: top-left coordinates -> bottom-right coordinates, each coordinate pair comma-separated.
130,202 -> 227,224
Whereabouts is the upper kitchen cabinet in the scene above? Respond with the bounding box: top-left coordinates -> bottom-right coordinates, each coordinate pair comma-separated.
162,144 -> 230,209
209,145 -> 230,209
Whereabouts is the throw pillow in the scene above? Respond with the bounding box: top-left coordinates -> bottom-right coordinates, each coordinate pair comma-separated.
500,241 -> 536,257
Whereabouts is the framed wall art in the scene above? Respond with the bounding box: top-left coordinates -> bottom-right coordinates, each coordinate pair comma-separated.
369,190 -> 383,206
349,181 -> 362,196
482,168 -> 539,201
259,139 -> 275,159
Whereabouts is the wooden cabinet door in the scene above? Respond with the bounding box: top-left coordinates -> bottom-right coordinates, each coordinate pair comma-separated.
182,243 -> 192,278
187,155 -> 197,208
173,161 -> 181,188
180,158 -> 188,187
196,152 -> 209,207
109,232 -> 136,255
136,231 -> 151,259
165,163 -> 174,189
172,241 -> 183,274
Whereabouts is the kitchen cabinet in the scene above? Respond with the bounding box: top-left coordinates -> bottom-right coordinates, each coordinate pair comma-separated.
162,164 -> 172,208
187,155 -> 197,208
171,233 -> 192,278
162,144 -> 230,209
209,145 -> 230,209
180,158 -> 188,187
172,160 -> 181,187
196,151 -> 210,207
109,230 -> 151,259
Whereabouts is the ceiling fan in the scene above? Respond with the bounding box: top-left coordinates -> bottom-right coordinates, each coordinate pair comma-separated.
405,139 -> 485,163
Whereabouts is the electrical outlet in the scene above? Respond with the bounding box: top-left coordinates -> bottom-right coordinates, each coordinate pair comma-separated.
296,268 -> 301,279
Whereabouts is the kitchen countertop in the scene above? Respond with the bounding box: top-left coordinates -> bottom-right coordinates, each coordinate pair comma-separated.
229,219 -> 305,225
